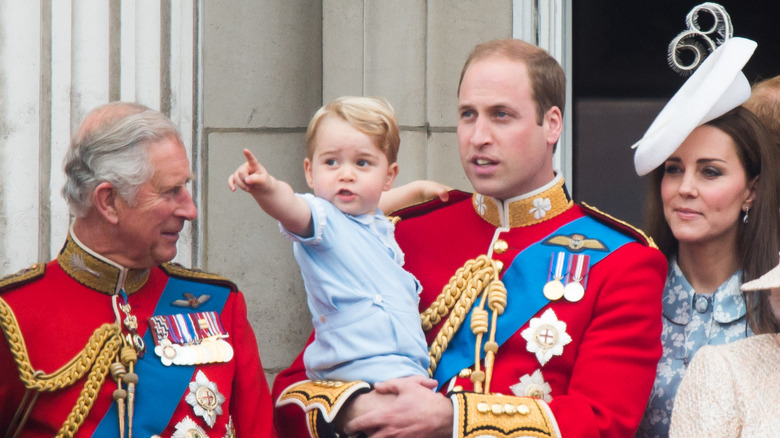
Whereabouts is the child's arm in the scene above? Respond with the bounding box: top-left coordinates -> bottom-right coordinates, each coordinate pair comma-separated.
228,148 -> 313,237
379,180 -> 452,214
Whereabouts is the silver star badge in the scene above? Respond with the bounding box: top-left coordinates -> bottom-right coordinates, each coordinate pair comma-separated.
172,416 -> 208,438
185,370 -> 226,427
521,308 -> 572,366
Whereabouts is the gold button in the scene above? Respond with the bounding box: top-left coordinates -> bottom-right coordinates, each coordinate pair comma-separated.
491,404 -> 503,414
517,404 -> 530,415
477,402 -> 490,413
493,239 -> 508,254
451,385 -> 463,392
504,404 -> 516,414
458,368 -> 472,378
494,260 -> 504,273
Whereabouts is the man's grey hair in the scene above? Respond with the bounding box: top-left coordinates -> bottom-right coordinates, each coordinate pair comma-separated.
62,102 -> 184,217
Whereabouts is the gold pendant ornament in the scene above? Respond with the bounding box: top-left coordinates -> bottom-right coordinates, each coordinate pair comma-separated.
185,370 -> 225,427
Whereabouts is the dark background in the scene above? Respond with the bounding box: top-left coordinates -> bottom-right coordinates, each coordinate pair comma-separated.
572,1 -> 778,227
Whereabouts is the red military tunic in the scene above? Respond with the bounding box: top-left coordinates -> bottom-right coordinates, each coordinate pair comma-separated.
273,177 -> 666,438
0,234 -> 276,437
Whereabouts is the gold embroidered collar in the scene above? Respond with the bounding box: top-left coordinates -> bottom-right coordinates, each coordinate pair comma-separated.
57,232 -> 150,296
472,175 -> 573,228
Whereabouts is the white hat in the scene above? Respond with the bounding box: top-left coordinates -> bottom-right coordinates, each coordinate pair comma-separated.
741,259 -> 780,291
632,37 -> 757,176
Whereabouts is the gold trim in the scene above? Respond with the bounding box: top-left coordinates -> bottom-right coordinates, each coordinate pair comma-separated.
581,202 -> 658,249
160,262 -> 236,289
473,178 -> 572,228
57,234 -> 149,295
0,264 -> 45,291
452,392 -> 560,438
275,379 -> 372,423
0,297 -> 123,437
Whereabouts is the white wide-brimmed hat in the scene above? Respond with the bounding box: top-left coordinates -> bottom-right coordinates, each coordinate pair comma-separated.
741,259 -> 780,291
632,37 -> 757,176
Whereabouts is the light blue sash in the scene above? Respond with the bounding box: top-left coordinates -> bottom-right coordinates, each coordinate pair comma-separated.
433,215 -> 635,388
94,277 -> 231,436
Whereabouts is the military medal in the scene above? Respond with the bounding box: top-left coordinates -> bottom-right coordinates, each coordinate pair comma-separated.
510,369 -> 553,402
172,416 -> 208,438
543,251 -> 567,300
563,254 -> 590,302
149,311 -> 232,366
185,370 -> 226,428
520,308 -> 572,366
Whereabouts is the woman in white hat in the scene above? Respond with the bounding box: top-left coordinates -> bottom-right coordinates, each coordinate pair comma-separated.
670,254 -> 780,436
636,106 -> 780,437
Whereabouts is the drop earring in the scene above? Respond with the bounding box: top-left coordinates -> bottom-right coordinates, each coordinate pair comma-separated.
742,205 -> 750,224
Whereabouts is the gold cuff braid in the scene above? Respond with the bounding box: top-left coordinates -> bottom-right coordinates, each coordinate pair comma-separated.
451,392 -> 560,438
0,297 -> 123,437
275,379 -> 372,424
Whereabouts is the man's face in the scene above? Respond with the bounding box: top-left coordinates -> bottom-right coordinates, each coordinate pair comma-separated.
457,57 -> 559,200
114,137 -> 197,268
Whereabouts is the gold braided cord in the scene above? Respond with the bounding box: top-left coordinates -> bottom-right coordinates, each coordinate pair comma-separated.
421,256 -> 504,377
0,297 -> 122,391
0,297 -> 123,437
421,256 -> 496,331
56,335 -> 122,438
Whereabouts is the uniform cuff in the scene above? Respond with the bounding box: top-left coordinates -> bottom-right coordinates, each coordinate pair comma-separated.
450,392 -> 561,438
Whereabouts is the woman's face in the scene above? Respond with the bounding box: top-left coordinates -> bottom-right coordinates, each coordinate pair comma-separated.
661,124 -> 756,248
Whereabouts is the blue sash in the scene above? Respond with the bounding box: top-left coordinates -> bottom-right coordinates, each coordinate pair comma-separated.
94,276 -> 231,436
433,215 -> 635,388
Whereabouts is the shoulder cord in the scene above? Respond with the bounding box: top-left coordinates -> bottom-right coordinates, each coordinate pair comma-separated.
0,297 -> 123,438
420,256 -> 506,393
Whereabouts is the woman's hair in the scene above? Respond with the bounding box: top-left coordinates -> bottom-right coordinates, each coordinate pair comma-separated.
305,96 -> 400,164
644,106 -> 780,333
62,102 -> 184,217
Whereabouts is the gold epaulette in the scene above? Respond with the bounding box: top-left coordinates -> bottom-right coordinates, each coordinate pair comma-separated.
161,262 -> 237,291
0,263 -> 45,293
451,392 -> 561,438
581,202 -> 658,250
275,379 -> 372,423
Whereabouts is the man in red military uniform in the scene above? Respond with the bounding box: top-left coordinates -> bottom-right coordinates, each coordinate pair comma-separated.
273,39 -> 666,437
0,102 -> 276,437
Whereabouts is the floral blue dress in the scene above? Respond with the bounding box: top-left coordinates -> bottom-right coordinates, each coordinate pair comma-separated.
636,258 -> 751,438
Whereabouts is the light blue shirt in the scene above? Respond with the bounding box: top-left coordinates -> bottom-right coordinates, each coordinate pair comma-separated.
636,258 -> 750,438
281,194 -> 429,384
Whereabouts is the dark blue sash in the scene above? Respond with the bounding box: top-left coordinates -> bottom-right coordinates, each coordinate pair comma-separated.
433,215 -> 635,388
93,276 -> 231,436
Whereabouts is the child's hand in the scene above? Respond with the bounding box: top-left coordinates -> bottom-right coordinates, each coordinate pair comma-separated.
228,149 -> 273,193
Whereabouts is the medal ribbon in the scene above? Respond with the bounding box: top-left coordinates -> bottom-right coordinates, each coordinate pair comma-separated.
567,254 -> 590,288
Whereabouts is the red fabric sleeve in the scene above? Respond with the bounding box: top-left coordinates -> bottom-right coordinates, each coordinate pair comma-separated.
272,331 -> 316,438
229,290 -> 277,437
548,243 -> 666,437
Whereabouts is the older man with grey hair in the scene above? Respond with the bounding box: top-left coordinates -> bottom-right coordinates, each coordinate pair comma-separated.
0,102 -> 276,437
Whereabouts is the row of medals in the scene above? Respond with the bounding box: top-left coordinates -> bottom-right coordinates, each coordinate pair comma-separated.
157,337 -> 234,366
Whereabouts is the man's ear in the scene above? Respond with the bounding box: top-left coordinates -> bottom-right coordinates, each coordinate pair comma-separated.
543,106 -> 563,147
93,182 -> 120,224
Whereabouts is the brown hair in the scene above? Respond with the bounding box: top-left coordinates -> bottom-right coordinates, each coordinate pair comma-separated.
744,76 -> 780,153
305,96 -> 400,164
457,38 -> 566,125
644,106 -> 780,333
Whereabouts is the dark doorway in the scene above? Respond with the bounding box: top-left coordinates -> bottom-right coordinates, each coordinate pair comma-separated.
572,1 -> 779,227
